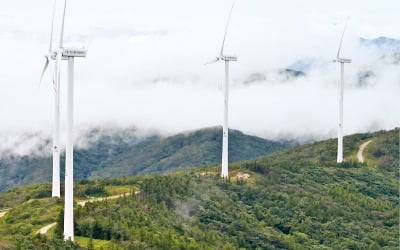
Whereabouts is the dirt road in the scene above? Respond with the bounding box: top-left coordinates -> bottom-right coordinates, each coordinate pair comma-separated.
357,140 -> 372,163
37,192 -> 133,235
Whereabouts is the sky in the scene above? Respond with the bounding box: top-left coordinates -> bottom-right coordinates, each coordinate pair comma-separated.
0,0 -> 399,142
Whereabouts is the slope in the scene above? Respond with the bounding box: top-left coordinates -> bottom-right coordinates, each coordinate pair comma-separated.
0,127 -> 291,193
0,128 -> 397,249
88,127 -> 292,179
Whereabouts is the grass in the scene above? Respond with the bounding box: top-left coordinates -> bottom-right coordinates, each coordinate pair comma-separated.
75,236 -> 118,249
0,183 -> 52,210
0,184 -> 135,241
0,198 -> 62,240
104,185 -> 135,196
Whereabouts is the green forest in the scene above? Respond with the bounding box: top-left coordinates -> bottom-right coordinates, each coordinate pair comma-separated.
0,127 -> 292,192
0,128 -> 398,249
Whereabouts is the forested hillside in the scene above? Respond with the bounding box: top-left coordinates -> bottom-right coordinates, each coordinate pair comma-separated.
0,128 -> 397,249
0,127 -> 291,192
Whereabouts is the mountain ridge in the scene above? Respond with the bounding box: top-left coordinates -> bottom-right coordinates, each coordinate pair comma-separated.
0,127 -> 293,192
360,36 -> 400,51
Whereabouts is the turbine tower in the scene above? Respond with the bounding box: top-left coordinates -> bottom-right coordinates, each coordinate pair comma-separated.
205,1 -> 238,178
57,0 -> 87,241
333,18 -> 351,163
40,0 -> 60,198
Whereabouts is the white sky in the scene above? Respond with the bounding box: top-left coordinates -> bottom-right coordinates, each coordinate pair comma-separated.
0,0 -> 399,140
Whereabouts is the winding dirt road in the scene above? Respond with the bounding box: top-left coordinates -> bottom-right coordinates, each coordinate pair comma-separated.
36,192 -> 133,235
77,193 -> 131,207
37,222 -> 57,235
357,140 -> 372,163
0,210 -> 9,218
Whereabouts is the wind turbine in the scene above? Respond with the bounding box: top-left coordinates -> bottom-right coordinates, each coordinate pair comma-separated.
40,0 -> 60,198
333,18 -> 351,163
57,0 -> 87,241
205,1 -> 238,178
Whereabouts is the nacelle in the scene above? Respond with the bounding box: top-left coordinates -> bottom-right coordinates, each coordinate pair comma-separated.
62,47 -> 87,58
221,55 -> 238,61
334,58 -> 351,63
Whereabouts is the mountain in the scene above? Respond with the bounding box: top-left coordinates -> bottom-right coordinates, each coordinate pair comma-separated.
0,128 -> 397,249
243,69 -> 305,85
0,127 -> 151,193
360,37 -> 400,65
287,58 -> 326,73
360,36 -> 400,52
287,37 -> 400,74
278,68 -> 305,80
0,127 -> 293,192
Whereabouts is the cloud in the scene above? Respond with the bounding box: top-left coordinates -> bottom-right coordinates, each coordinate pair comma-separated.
0,131 -> 51,157
0,0 -> 399,148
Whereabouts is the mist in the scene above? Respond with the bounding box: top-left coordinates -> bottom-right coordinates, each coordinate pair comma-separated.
0,0 -> 399,156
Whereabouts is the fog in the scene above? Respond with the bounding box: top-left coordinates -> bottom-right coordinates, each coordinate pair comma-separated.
0,0 -> 399,155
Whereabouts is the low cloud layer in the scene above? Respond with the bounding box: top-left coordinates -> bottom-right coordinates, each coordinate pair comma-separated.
0,0 -> 399,152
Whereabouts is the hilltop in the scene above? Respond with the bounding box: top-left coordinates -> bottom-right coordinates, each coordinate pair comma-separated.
0,128 -> 398,249
0,127 -> 292,193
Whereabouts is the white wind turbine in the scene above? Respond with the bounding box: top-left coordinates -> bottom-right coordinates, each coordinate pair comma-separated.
333,18 -> 351,163
57,0 -> 87,241
39,0 -> 87,241
205,1 -> 238,178
40,0 -> 60,198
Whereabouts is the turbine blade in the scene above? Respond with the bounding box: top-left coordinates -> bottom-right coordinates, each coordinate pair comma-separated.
40,57 -> 50,83
59,0 -> 67,48
204,58 -> 219,65
336,17 -> 349,59
220,0 -> 237,56
48,0 -> 57,52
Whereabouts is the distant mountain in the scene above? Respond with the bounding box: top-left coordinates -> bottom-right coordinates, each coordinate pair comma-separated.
360,36 -> 400,52
357,70 -> 376,88
243,73 -> 267,85
243,69 -> 304,85
0,127 -> 150,193
0,127 -> 293,192
361,37 -> 400,65
278,68 -> 305,80
88,127 -> 293,179
286,37 -> 400,73
287,58 -> 326,73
